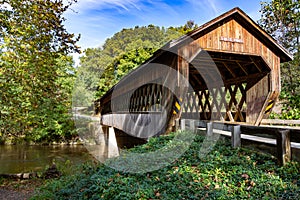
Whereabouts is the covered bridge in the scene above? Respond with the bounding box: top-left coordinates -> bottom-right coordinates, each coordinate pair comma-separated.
96,7 -> 293,139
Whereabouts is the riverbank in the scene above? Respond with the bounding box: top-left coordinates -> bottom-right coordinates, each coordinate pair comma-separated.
0,178 -> 44,200
0,159 -> 98,200
32,131 -> 300,199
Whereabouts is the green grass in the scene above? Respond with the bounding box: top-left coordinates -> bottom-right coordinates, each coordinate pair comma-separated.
32,131 -> 300,199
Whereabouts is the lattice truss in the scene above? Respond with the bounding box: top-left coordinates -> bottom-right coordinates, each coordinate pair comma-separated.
182,84 -> 247,122
107,84 -> 173,113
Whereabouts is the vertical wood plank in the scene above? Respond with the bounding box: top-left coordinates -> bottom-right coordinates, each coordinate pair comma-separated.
175,119 -> 180,132
206,122 -> 213,136
246,76 -> 269,124
231,125 -> 241,148
190,120 -> 196,131
276,129 -> 291,166
181,119 -> 186,131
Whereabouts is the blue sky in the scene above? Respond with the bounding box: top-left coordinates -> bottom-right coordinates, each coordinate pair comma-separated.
64,0 -> 264,64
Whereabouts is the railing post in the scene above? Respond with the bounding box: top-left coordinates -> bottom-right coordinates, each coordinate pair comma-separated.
277,129 -> 291,166
231,125 -> 241,148
206,122 -> 213,136
175,119 -> 180,132
181,119 -> 186,131
190,120 -> 196,131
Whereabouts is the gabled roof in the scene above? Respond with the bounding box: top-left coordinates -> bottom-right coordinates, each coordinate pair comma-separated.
98,7 -> 293,106
169,7 -> 293,62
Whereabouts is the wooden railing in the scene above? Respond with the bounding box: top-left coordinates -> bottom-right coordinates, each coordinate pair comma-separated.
261,119 -> 300,126
180,119 -> 300,165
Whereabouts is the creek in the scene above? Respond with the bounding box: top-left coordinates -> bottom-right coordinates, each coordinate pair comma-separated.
0,145 -> 94,174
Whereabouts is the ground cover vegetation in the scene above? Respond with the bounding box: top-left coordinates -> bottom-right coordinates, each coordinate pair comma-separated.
32,132 -> 300,199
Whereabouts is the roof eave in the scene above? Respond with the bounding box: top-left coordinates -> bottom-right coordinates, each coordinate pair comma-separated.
170,7 -> 293,62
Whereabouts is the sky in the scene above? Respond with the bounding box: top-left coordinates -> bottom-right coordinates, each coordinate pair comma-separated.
64,0 -> 264,65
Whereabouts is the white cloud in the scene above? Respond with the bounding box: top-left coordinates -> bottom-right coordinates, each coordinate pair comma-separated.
206,0 -> 219,14
184,0 -> 220,16
63,0 -> 263,66
67,0 -> 142,14
126,1 -> 182,26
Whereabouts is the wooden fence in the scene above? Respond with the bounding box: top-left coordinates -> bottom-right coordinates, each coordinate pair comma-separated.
180,119 -> 300,165
261,119 -> 300,126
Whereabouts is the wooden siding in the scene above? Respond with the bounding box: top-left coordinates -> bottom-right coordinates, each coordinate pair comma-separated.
194,19 -> 280,92
246,76 -> 270,123
97,8 -> 292,136
176,19 -> 283,124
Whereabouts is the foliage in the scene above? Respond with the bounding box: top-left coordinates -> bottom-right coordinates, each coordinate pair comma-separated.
33,132 -> 300,199
259,0 -> 300,119
75,22 -> 198,105
0,0 -> 80,143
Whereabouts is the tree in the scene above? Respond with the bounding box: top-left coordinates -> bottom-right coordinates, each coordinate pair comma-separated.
77,21 -> 198,103
259,0 -> 300,119
0,0 -> 80,143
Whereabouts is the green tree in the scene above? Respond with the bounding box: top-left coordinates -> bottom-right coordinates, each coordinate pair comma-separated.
259,0 -> 300,119
0,0 -> 80,143
77,21 -> 198,102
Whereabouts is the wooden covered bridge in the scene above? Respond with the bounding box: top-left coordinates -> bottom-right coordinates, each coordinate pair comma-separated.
96,7 -> 293,144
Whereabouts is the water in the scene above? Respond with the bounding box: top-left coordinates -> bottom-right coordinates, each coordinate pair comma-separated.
0,120 -> 146,174
0,121 -> 110,174
0,145 -> 95,174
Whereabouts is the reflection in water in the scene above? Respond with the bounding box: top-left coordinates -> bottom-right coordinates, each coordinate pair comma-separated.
0,121 -> 111,174
0,120 -> 147,174
0,145 -> 94,174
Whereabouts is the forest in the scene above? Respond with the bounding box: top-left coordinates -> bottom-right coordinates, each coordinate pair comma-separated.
0,0 -> 299,144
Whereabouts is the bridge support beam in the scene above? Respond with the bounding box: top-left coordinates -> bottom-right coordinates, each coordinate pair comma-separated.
108,127 -> 119,158
102,126 -> 119,158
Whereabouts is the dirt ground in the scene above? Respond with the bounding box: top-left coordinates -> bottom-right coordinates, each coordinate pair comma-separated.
0,179 -> 44,200
0,188 -> 33,200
